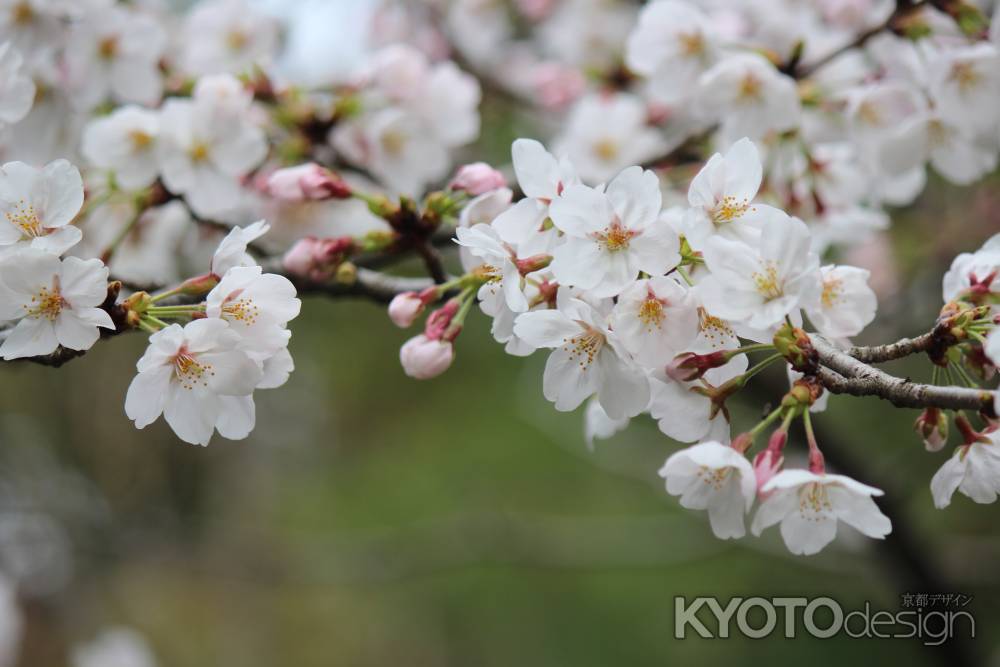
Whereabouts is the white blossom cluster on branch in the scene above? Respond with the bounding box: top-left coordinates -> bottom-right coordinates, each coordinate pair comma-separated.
0,0 -> 994,567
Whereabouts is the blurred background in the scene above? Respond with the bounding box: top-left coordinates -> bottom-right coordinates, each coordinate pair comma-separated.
1,0 -> 1000,665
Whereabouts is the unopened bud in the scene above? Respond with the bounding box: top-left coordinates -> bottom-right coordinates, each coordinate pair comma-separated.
335,261 -> 357,285
388,292 -> 426,328
915,407 -> 948,452
449,162 -> 507,196
267,163 -> 351,201
773,323 -> 817,373
400,335 -> 454,380
753,448 -> 784,497
665,350 -> 729,382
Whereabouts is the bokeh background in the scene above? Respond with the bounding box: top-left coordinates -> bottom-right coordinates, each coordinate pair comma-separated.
2,0 -> 1000,665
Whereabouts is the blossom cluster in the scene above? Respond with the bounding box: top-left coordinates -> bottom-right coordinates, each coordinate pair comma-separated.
0,0 -> 994,567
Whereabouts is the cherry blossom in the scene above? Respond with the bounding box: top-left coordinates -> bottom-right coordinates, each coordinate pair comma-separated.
211,220 -> 269,277
751,470 -> 892,555
124,319 -> 263,446
514,296 -> 649,419
931,431 -> 1000,509
659,441 -> 756,539
804,265 -> 877,339
0,249 -> 113,360
205,265 -> 301,359
0,42 -> 34,129
82,106 -> 160,191
549,166 -> 680,298
0,160 -> 83,256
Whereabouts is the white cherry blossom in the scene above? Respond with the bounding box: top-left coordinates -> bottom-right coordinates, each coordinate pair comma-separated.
0,249 -> 113,360
805,265 -> 877,339
698,214 -> 822,330
696,54 -> 800,141
659,441 -> 756,539
610,275 -> 699,369
124,319 -> 263,446
82,106 -> 160,191
211,220 -> 269,277
514,296 -> 649,419
752,470 -> 892,555
206,265 -> 301,359
0,160 -> 84,255
930,433 -> 1000,509
549,166 -> 680,298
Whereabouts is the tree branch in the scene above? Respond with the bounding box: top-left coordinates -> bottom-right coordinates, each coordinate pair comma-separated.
794,0 -> 927,79
811,336 -> 996,413
844,331 -> 936,364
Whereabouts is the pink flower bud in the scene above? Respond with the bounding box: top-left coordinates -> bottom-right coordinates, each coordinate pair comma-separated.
282,236 -> 355,281
664,350 -> 728,383
267,164 -> 351,202
389,292 -> 425,328
449,162 -> 507,196
515,0 -> 556,20
753,449 -> 783,497
915,407 -> 948,452
400,334 -> 454,380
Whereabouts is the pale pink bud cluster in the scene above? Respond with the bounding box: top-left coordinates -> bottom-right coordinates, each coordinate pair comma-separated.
753,430 -> 786,497
266,164 -> 351,202
449,162 -> 507,196
388,287 -> 439,328
399,297 -> 464,380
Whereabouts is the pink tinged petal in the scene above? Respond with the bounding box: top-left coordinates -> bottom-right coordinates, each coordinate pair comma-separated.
605,166 -> 662,230
779,506 -> 838,555
0,249 -> 59,295
750,489 -> 797,536
595,349 -> 649,419
164,384 -> 219,446
512,309 -> 579,348
649,379 -> 713,443
548,184 -> 614,238
258,348 -> 294,389
687,152 -> 724,208
828,488 -> 891,539
199,349 -> 264,396
53,311 -> 103,350
0,317 -> 58,359
40,160 -> 84,228
492,198 -> 547,246
59,256 -> 109,305
511,138 -> 561,200
707,479 -> 748,539
930,453 -> 966,509
124,365 -> 172,429
542,346 -> 599,412
215,395 -> 256,440
721,138 -> 762,202
31,225 -> 83,255
549,236 -> 605,291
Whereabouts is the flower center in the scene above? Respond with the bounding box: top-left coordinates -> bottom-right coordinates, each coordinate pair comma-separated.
98,36 -> 119,60
698,309 -> 735,349
678,32 -> 705,57
798,482 -> 832,519
6,199 -> 44,237
950,62 -> 980,92
711,195 -> 752,224
189,141 -> 211,163
381,130 -> 406,156
226,30 -> 249,52
172,350 -> 215,390
737,74 -> 762,102
562,324 -> 605,370
696,465 -> 732,491
12,2 -> 32,24
593,138 -> 619,162
129,129 -> 154,151
752,261 -> 783,300
595,221 -> 635,252
26,282 -> 65,321
222,291 -> 260,326
820,276 -> 844,308
638,294 -> 665,330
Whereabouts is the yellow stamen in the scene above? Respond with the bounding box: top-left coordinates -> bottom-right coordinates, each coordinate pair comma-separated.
712,195 -> 752,224
752,261 -> 783,300
593,138 -> 619,162
562,325 -> 605,370
5,199 -> 43,238
26,282 -> 65,321
173,351 -> 215,391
